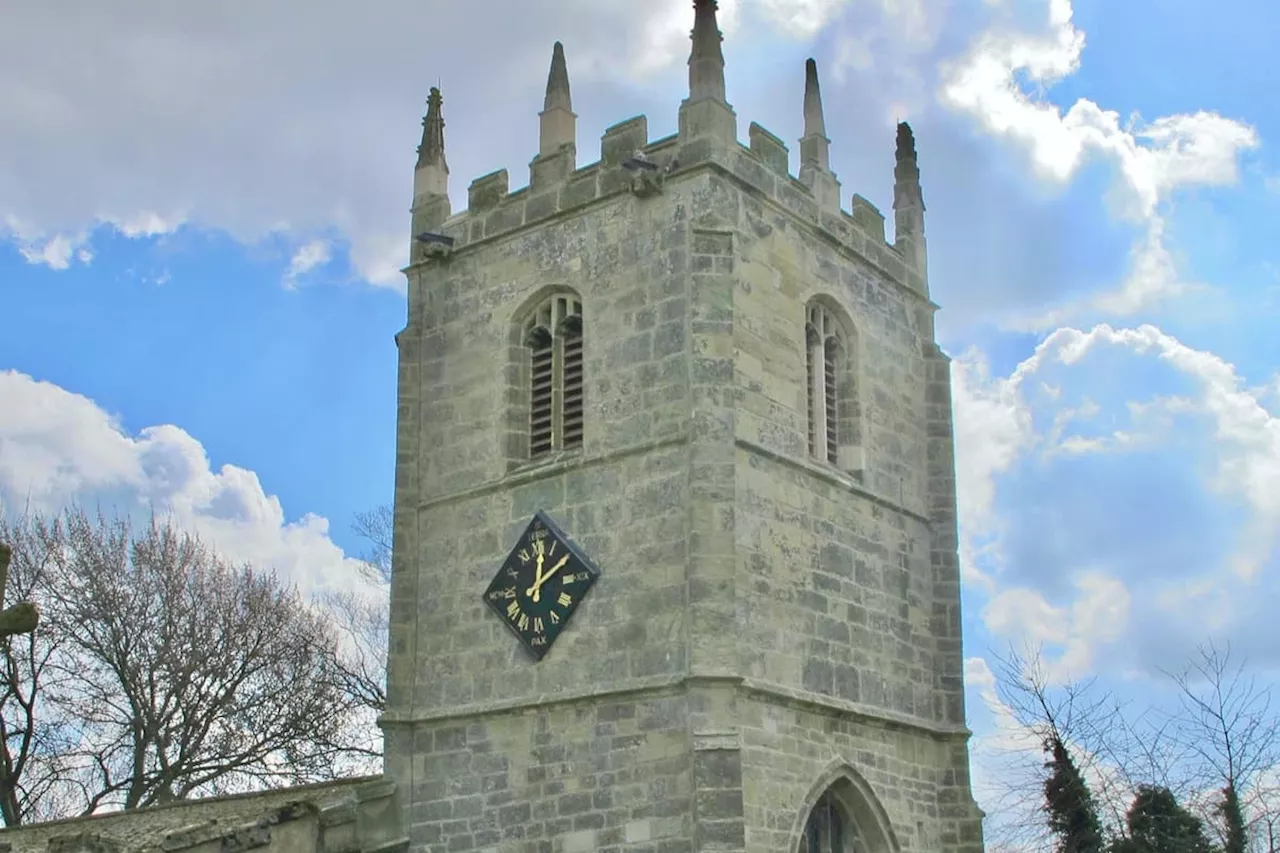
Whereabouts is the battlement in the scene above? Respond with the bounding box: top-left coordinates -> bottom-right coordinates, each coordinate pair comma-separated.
412,115 -> 923,293
407,6 -> 928,296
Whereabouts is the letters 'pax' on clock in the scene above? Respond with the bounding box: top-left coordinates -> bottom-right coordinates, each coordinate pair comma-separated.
483,511 -> 600,661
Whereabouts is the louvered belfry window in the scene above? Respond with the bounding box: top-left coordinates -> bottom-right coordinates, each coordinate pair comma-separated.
525,294 -> 584,458
806,303 -> 844,466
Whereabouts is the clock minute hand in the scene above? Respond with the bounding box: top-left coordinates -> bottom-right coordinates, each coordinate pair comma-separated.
527,554 -> 570,602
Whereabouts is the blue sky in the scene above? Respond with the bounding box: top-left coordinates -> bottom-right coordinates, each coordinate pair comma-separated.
2,0 -> 1278,837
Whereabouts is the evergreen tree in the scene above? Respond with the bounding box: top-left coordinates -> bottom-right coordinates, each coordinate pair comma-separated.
1215,784 -> 1247,853
1124,785 -> 1213,853
1044,733 -> 1106,853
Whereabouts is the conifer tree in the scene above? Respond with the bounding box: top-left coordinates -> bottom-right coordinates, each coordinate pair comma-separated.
1044,733 -> 1106,853
1123,785 -> 1213,853
1215,784 -> 1247,853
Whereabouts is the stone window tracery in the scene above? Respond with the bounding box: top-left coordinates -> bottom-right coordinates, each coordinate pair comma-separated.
805,300 -> 860,470
523,293 -> 584,458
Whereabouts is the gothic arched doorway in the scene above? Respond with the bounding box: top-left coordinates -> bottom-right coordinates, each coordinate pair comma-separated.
801,787 -> 852,853
795,767 -> 899,853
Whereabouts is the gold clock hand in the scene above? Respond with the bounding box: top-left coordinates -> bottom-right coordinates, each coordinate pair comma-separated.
527,554 -> 570,602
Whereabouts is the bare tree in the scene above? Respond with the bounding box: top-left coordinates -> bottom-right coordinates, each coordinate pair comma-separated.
317,587 -> 387,716
985,648 -> 1139,852
0,514 -> 77,826
351,505 -> 392,585
985,643 -> 1280,853
317,504 -> 393,721
1164,643 -> 1279,853
1,507 -> 366,817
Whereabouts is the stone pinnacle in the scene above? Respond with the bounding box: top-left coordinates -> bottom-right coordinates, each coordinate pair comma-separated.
417,86 -> 448,173
688,0 -> 726,103
544,41 -> 572,112
896,122 -> 918,163
803,58 -> 826,138
894,121 -> 920,188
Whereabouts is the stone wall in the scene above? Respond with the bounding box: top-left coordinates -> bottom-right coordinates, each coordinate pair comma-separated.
382,689 -> 694,853
0,777 -> 406,853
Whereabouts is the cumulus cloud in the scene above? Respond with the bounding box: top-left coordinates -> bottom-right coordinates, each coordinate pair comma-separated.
0,369 -> 368,600
940,0 -> 1259,328
284,238 -> 332,288
953,324 -> 1280,674
0,0 -> 868,289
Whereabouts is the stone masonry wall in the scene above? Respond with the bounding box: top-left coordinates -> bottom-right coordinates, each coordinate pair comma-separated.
737,696 -> 980,853
0,777 -> 406,853
389,176 -> 704,719
383,691 -> 694,853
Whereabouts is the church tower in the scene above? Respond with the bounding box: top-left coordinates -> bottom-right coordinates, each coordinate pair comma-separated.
383,4 -> 986,853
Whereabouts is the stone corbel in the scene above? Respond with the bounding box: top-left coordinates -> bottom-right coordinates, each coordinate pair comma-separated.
414,232 -> 455,263
622,151 -> 679,198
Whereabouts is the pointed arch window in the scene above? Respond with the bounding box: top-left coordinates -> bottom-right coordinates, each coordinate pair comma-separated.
524,293 -> 584,458
806,302 -> 849,466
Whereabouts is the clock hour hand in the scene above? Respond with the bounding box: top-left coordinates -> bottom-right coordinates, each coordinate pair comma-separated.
526,554 -> 570,602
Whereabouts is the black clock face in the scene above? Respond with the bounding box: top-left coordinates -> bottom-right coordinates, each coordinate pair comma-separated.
483,511 -> 599,660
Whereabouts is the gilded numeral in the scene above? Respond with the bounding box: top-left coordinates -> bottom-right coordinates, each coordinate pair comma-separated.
531,636 -> 547,646
518,548 -> 531,564
517,613 -> 530,631
547,540 -> 557,557
488,586 -> 516,601
562,571 -> 589,585
533,617 -> 545,634
550,611 -> 561,625
506,600 -> 520,619
557,591 -> 572,608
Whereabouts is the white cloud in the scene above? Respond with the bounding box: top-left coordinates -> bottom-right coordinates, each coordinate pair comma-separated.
982,571 -> 1130,680
0,370 -> 368,600
954,323 -> 1280,677
1,0 -> 859,289
940,0 -> 1258,328
951,350 -> 1037,589
759,0 -> 853,39
284,238 -> 331,288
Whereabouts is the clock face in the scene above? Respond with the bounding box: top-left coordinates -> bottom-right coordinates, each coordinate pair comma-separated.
483,511 -> 599,660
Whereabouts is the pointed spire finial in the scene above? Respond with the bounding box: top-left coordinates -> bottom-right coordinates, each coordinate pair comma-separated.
803,58 -> 826,139
894,121 -> 921,191
417,86 -> 448,173
688,0 -> 726,103
893,120 -> 927,282
799,58 -> 833,178
544,41 -> 572,112
537,41 -> 577,160
896,121 -> 917,162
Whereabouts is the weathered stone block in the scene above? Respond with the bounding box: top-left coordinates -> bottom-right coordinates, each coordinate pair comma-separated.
467,169 -> 509,213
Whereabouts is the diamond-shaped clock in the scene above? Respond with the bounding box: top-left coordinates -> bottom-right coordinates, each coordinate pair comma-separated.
483,511 -> 600,660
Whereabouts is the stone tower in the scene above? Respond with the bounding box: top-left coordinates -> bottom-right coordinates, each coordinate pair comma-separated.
382,4 -> 986,853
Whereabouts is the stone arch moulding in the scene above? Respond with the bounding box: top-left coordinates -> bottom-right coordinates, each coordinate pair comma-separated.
503,284 -> 586,466
505,284 -> 584,346
803,294 -> 864,473
790,760 -> 902,853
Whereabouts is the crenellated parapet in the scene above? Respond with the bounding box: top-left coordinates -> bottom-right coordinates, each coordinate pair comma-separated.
409,132 -> 924,297
405,0 -> 931,299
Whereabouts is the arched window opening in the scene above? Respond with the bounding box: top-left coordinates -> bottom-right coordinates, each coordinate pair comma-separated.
523,294 -> 584,458
806,302 -> 847,467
